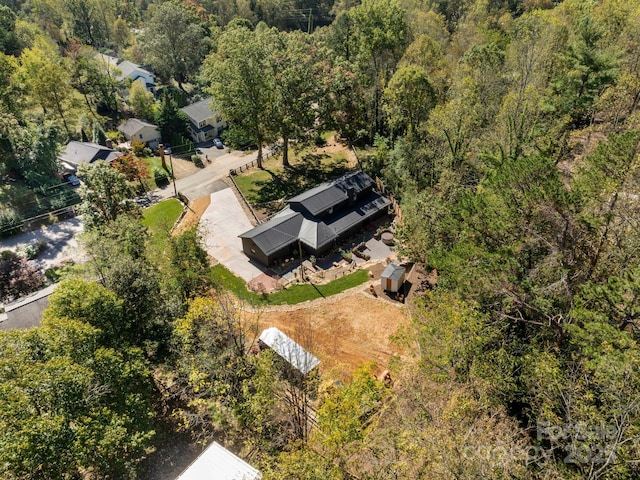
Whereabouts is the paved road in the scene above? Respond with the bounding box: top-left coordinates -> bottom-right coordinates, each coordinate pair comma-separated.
1,148 -> 268,267
149,147 -> 269,203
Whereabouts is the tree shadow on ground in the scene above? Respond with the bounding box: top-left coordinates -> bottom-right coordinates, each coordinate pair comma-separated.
253,154 -> 350,215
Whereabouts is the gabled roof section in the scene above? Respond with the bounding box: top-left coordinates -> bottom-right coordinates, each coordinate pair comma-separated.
287,171 -> 375,216
117,60 -> 154,82
325,193 -> 391,237
298,217 -> 336,251
0,284 -> 58,331
176,441 -> 262,480
58,141 -> 123,166
239,209 -> 303,256
259,327 -> 320,375
118,118 -> 158,137
95,53 -> 119,69
382,263 -> 405,282
181,97 -> 216,124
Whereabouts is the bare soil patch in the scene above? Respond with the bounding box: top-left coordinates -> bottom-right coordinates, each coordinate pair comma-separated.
170,155 -> 201,179
257,293 -> 409,378
173,195 -> 211,235
317,134 -> 359,167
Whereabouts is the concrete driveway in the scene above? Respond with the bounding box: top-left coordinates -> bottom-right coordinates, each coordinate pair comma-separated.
199,186 -> 264,282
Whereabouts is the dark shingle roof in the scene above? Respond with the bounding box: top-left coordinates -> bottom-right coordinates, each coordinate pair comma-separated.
0,284 -> 57,331
181,97 -> 216,124
287,171 -> 374,216
239,210 -> 303,256
240,178 -> 391,256
58,141 -> 122,167
324,193 -> 391,237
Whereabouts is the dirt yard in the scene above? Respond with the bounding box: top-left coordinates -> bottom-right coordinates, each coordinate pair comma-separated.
169,155 -> 201,179
255,288 -> 409,378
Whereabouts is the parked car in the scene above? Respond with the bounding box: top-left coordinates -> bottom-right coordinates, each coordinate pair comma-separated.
214,138 -> 224,149
63,173 -> 80,187
163,144 -> 172,155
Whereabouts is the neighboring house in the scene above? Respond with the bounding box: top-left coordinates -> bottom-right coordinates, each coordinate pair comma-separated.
95,53 -> 156,93
258,327 -> 320,376
58,141 -> 124,172
239,171 -> 391,267
0,284 -> 57,331
118,119 -> 161,148
181,97 -> 226,143
176,441 -> 262,480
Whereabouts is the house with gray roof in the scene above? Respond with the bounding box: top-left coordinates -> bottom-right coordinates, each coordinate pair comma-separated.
58,141 -> 124,172
239,171 -> 391,267
118,118 -> 161,148
94,53 -> 156,93
181,97 -> 226,143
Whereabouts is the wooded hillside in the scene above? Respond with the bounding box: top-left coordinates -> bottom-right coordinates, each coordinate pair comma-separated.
2,0 -> 640,478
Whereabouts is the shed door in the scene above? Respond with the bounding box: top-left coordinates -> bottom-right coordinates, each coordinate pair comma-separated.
385,278 -> 391,291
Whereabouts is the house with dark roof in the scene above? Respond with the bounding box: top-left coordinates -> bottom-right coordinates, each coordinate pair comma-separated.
58,141 -> 124,172
239,171 -> 391,267
181,97 -> 226,143
118,119 -> 161,148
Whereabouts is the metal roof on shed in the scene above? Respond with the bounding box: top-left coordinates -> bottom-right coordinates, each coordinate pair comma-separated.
176,441 -> 262,480
382,263 -> 406,282
259,327 -> 320,375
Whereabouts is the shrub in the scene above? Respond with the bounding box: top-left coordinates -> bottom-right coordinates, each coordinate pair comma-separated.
0,208 -> 22,238
191,154 -> 204,168
153,168 -> 170,186
131,139 -> 146,155
20,240 -> 47,260
143,147 -> 153,157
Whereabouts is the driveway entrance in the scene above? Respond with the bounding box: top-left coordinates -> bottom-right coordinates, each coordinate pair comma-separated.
198,187 -> 264,282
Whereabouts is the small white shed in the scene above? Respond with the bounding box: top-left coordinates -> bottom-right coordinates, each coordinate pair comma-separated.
381,263 -> 406,293
176,441 -> 262,480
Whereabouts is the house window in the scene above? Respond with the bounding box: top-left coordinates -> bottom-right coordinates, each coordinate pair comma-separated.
139,134 -> 143,139
198,121 -> 205,128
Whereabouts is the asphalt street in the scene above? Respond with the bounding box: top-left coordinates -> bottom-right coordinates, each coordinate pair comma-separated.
0,147 -> 269,268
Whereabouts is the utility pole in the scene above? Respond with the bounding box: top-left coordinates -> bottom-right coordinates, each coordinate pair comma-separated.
307,8 -> 313,34
169,152 -> 177,198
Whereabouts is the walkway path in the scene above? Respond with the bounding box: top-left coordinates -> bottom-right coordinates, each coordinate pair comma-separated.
0,217 -> 83,269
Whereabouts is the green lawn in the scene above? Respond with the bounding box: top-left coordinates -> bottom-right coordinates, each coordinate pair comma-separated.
210,264 -> 370,306
142,198 -> 183,253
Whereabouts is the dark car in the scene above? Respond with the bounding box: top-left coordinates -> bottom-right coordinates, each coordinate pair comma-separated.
63,173 -> 80,187
214,138 -> 224,149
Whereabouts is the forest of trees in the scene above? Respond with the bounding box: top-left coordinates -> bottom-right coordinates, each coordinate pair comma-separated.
3,0 -> 640,478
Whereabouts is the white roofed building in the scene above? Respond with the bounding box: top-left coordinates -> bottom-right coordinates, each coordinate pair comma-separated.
258,327 -> 320,376
176,442 -> 261,480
